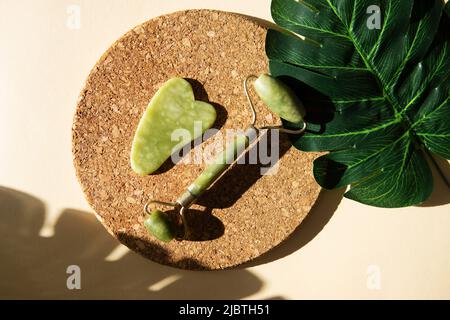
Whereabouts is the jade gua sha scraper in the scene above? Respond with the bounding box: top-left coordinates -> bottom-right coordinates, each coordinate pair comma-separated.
135,74 -> 307,243
131,77 -> 217,175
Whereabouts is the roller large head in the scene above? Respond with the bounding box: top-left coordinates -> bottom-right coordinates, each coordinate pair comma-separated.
253,74 -> 305,124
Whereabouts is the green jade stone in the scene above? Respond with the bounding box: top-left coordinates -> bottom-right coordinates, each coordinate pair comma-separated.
144,209 -> 176,243
187,134 -> 249,197
131,77 -> 216,175
254,74 -> 305,123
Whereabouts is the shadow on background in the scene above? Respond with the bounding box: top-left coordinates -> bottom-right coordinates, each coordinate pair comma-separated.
243,188 -> 345,267
419,155 -> 450,207
0,186 -> 264,299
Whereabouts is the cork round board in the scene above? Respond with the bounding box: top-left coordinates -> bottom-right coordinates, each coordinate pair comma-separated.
72,9 -> 321,270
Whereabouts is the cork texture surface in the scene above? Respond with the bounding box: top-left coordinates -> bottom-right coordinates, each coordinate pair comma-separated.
72,9 -> 321,270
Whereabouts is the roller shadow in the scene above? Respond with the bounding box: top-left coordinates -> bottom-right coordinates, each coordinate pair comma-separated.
419,154 -> 450,207
162,207 -> 225,242
0,186 -> 263,299
197,130 -> 291,209
152,78 -> 228,175
243,188 -> 345,267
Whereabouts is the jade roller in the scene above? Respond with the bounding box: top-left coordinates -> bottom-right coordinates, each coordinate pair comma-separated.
144,74 -> 307,242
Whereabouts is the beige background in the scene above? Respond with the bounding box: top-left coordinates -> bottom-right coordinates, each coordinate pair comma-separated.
0,0 -> 449,299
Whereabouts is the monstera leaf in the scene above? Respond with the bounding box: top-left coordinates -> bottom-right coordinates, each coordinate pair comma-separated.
266,0 -> 450,207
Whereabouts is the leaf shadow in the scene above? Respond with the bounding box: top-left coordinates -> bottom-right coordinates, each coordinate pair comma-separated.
151,78 -> 228,175
0,186 -> 264,299
278,75 -> 335,132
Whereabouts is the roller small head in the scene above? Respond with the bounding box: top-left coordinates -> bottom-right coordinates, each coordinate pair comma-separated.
144,209 -> 176,243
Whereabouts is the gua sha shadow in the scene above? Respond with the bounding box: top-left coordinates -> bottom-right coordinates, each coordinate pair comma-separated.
142,74 -> 308,243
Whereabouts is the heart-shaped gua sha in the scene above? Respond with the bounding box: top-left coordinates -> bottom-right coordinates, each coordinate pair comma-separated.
131,77 -> 217,175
